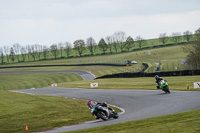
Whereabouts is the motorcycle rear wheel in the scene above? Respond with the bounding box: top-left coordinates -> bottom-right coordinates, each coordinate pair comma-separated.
164,86 -> 170,93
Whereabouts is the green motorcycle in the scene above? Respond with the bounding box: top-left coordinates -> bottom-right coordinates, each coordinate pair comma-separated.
159,80 -> 170,93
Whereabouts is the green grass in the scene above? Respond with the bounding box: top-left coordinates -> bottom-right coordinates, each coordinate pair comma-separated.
1,44 -> 186,66
0,73 -> 121,133
0,43 -> 199,132
0,65 -> 142,77
59,76 -> 200,91
67,109 -> 200,133
0,91 -> 93,133
0,45 -> 189,77
0,36 -> 189,65
0,73 -> 83,91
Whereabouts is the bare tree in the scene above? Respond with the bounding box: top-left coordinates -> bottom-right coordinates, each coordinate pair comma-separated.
159,33 -> 169,45
86,37 -> 96,56
30,45 -> 37,61
10,47 -> 15,63
183,39 -> 200,69
3,46 -> 10,63
42,45 -> 49,60
98,38 -> 108,54
183,27 -> 200,69
26,45 -> 32,61
21,46 -> 27,62
112,37 -> 118,53
0,47 -> 4,64
183,30 -> 192,42
125,36 -> 134,51
35,44 -> 43,60
171,32 -> 182,44
105,36 -> 113,53
136,36 -> 145,49
113,31 -> 127,52
13,43 -> 21,62
58,42 -> 64,58
64,42 -> 72,58
50,44 -> 59,59
195,27 -> 200,39
74,40 -> 85,57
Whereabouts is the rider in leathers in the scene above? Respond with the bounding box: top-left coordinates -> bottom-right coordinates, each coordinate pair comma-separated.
87,101 -> 113,119
155,75 -> 163,89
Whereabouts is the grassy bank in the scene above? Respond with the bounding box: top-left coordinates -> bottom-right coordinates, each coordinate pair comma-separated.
0,36 -> 190,65
0,72 -> 91,133
0,73 -> 121,133
0,73 -> 83,91
0,45 -> 188,74
0,44 -> 189,79
59,76 -> 200,91
67,109 -> 200,133
0,91 -> 93,133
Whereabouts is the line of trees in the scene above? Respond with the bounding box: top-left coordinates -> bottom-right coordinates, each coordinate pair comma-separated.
183,27 -> 200,69
0,28 -> 199,65
159,30 -> 193,45
0,42 -> 73,64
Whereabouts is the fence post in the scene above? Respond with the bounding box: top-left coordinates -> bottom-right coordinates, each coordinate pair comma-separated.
186,83 -> 190,90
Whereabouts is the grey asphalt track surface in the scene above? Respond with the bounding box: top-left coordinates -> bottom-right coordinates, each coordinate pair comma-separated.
14,88 -> 200,133
0,70 -> 96,80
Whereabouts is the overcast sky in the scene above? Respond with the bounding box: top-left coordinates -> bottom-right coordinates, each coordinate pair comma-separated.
0,0 -> 200,47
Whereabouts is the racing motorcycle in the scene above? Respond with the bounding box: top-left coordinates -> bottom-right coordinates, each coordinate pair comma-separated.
91,104 -> 118,121
158,80 -> 170,93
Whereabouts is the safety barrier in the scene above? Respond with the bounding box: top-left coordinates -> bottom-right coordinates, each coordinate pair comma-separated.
96,69 -> 200,79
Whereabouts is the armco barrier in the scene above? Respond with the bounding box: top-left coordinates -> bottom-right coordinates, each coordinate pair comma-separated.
96,69 -> 200,79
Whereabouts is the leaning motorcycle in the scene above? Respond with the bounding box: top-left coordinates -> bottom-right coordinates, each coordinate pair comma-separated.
158,80 -> 170,93
91,104 -> 118,121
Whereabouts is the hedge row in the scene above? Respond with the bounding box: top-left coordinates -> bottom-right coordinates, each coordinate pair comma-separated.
96,69 -> 200,79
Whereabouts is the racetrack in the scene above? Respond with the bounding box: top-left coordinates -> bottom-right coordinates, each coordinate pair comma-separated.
0,70 -> 96,80
14,88 -> 200,133
6,70 -> 200,132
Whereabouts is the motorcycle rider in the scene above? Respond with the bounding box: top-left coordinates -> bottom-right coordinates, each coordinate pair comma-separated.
87,101 -> 108,110
155,75 -> 163,89
87,100 -> 112,119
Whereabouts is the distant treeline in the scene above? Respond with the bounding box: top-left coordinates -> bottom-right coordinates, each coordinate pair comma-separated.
0,29 -> 198,65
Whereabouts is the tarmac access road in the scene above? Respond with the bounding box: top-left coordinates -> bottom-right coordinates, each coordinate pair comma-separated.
13,88 -> 200,133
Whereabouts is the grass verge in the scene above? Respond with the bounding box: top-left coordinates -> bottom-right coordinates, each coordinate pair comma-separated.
0,91 -> 93,133
0,73 -> 121,133
67,109 -> 200,133
0,73 -> 83,91
0,72 -> 89,132
59,76 -> 200,91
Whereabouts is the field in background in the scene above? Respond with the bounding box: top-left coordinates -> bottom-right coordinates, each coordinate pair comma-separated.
0,36 -> 190,65
0,45 -> 188,77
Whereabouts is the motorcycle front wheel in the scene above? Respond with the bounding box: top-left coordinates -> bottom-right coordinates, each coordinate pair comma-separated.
113,112 -> 119,119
